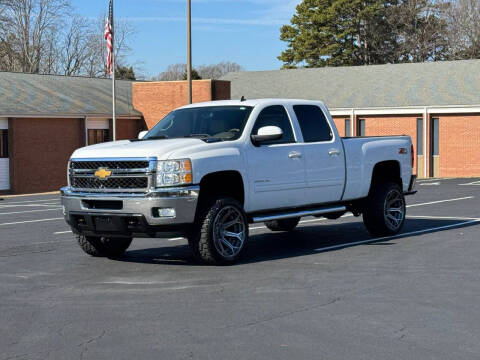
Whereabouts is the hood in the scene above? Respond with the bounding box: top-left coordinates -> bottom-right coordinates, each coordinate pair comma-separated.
71,138 -> 208,160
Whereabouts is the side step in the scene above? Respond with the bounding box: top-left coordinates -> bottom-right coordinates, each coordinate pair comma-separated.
251,205 -> 347,223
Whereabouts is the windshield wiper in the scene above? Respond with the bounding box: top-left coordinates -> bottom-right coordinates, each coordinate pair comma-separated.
183,134 -> 211,139
183,134 -> 224,143
142,135 -> 169,140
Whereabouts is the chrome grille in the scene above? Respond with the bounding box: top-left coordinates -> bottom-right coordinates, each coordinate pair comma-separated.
71,160 -> 149,170
71,177 -> 148,190
69,158 -> 155,192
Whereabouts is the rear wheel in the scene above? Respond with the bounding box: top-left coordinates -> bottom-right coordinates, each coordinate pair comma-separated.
363,182 -> 406,236
265,217 -> 300,232
77,235 -> 132,258
188,197 -> 248,265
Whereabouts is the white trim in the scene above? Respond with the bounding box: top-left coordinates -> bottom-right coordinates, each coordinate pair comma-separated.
330,105 -> 480,116
0,118 -> 7,129
87,119 -> 109,129
0,114 -> 141,119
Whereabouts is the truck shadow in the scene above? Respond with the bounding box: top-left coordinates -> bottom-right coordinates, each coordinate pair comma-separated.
116,218 -> 479,266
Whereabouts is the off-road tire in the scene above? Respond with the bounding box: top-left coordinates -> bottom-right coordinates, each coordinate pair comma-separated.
265,217 -> 300,232
363,182 -> 406,237
77,235 -> 132,258
188,197 -> 248,265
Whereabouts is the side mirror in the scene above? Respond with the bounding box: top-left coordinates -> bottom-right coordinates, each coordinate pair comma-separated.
138,130 -> 148,139
251,126 -> 283,146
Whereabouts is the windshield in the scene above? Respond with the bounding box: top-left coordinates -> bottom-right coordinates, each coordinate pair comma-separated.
143,105 -> 253,142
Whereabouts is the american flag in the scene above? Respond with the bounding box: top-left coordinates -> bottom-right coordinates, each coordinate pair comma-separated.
104,0 -> 114,75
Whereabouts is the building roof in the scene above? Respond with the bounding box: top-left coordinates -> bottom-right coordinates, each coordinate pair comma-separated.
0,72 -> 142,117
221,60 -> 480,110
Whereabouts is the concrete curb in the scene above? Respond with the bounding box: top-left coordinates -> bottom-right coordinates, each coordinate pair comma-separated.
0,191 -> 60,199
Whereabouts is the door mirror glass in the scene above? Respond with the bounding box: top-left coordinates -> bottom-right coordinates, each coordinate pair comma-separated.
138,130 -> 148,139
251,126 -> 283,146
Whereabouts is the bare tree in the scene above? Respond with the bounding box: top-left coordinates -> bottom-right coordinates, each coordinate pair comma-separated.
1,0 -> 70,73
60,16 -> 91,75
154,61 -> 243,81
196,61 -> 243,79
154,63 -> 187,81
446,0 -> 480,59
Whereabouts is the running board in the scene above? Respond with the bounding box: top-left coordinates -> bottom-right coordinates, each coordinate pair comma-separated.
252,205 -> 347,223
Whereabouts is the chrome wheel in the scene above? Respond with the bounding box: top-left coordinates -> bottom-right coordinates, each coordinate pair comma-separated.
384,189 -> 405,231
212,205 -> 246,259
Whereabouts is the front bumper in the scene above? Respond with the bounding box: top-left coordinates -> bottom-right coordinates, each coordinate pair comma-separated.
61,185 -> 199,237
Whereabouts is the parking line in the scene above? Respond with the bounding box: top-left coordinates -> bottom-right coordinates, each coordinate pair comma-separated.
313,219 -> 480,253
54,230 -> 72,235
0,199 -> 59,205
0,204 -> 62,208
0,217 -> 64,226
407,215 -> 480,221
0,208 -> 61,216
407,196 -> 473,207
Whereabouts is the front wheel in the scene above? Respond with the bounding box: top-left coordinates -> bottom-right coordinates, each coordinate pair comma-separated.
363,182 -> 406,236
188,197 -> 248,264
77,235 -> 132,258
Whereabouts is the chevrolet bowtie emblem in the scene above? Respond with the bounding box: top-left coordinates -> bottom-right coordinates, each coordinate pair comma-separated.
94,168 -> 112,180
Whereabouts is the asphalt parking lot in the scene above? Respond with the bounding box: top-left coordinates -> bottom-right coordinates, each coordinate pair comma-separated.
1,178 -> 480,360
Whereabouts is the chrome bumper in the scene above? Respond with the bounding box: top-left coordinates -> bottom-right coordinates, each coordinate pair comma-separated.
61,185 -> 199,232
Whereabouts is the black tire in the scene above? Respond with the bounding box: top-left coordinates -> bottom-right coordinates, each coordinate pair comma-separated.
77,235 -> 132,258
363,182 -> 406,236
188,197 -> 249,265
265,217 -> 300,232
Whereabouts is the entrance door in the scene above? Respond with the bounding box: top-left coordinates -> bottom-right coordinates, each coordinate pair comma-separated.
0,118 -> 9,190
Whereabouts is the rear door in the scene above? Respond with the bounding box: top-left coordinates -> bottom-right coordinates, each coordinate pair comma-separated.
292,104 -> 345,204
246,105 -> 306,212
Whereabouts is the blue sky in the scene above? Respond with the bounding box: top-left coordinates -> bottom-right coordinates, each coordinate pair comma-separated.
71,0 -> 301,78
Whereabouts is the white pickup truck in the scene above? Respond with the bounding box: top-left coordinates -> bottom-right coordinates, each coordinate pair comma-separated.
61,99 -> 416,264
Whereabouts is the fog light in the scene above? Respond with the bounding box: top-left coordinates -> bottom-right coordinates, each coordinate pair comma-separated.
156,208 -> 176,218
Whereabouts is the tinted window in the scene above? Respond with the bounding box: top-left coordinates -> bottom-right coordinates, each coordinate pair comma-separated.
345,118 -> 351,137
145,106 -> 253,142
432,118 -> 439,155
251,105 -> 295,144
416,118 -> 423,155
0,130 -> 7,158
293,105 -> 332,142
88,129 -> 109,145
358,119 -> 366,136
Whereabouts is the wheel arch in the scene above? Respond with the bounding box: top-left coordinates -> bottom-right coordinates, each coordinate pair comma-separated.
368,160 -> 403,195
198,170 -> 245,206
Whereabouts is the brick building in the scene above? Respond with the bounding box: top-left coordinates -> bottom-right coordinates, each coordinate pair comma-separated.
222,59 -> 480,179
0,72 -> 229,194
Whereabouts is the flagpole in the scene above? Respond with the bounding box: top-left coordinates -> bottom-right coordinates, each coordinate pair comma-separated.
187,0 -> 192,104
111,0 -> 117,141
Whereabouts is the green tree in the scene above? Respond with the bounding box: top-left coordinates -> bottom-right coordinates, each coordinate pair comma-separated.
278,0 -> 397,68
115,65 -> 136,80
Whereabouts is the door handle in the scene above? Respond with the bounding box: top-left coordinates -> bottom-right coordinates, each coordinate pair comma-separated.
288,151 -> 302,159
328,148 -> 341,156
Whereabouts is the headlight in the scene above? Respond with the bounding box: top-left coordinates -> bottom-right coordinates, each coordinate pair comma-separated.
156,159 -> 192,187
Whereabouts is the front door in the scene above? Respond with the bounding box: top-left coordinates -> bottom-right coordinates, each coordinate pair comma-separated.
246,105 -> 306,212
